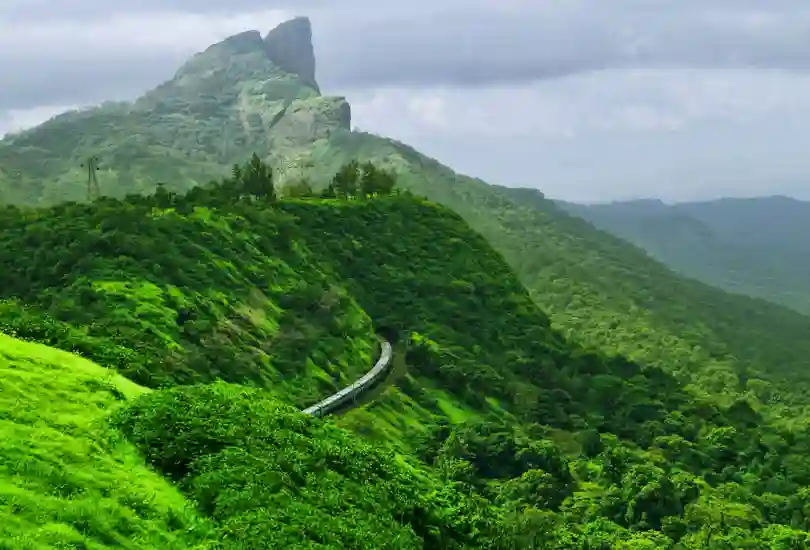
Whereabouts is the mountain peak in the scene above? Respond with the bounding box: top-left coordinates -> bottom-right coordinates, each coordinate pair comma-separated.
219,30 -> 265,54
264,17 -> 319,92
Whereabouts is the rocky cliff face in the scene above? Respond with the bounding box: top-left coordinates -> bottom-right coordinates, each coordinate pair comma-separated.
145,18 -> 327,105
147,17 -> 351,150
264,17 -> 319,93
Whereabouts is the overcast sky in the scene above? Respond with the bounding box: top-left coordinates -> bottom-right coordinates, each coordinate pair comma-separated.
3,1 -> 810,202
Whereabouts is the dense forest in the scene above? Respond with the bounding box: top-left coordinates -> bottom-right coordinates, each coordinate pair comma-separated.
3,155 -> 810,547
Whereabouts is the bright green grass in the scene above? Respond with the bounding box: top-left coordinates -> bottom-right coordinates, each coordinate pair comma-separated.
0,332 -> 213,549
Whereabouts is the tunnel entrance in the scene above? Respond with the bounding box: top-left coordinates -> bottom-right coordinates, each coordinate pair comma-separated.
374,324 -> 404,344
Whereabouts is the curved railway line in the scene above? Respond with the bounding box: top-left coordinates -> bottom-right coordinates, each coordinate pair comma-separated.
301,339 -> 393,417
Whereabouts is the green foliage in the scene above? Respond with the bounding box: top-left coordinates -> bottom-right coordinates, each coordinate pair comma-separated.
282,177 -> 315,198
8,17 -> 809,416
113,382 -> 499,549
0,333 -> 213,548
0,159 -> 377,403
4,24 -> 810,547
232,153 -> 277,200
5,157 -> 810,546
323,160 -> 398,199
278,130 -> 810,413
279,195 -> 810,547
483,185 -> 810,409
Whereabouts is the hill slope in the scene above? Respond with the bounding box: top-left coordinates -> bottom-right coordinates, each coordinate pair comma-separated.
379,151 -> 810,410
557,196 -> 810,315
484,186 -> 810,408
4,173 -> 810,546
0,192 -> 378,404
0,332 -> 213,548
3,18 -> 810,411
0,330 -> 500,549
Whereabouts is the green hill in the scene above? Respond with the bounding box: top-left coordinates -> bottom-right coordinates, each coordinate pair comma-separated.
0,332 -> 213,548
5,16 -> 810,546
557,196 -> 810,315
0,187 -> 378,402
481,186 -> 810,411
0,327 -> 495,549
3,165 -> 810,547
0,20 -> 347,205
3,18 -> 810,414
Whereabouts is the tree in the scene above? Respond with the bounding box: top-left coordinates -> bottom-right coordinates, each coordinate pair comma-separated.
153,182 -> 174,208
233,153 -> 276,200
359,162 -> 397,197
324,160 -> 397,199
329,160 -> 361,197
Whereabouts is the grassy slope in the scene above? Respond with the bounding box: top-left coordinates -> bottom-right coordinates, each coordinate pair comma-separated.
0,332 -> 213,548
0,195 -> 536,548
0,331 -> 492,550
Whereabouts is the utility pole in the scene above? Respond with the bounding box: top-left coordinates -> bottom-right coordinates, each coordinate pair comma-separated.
221,120 -> 228,162
80,155 -> 101,201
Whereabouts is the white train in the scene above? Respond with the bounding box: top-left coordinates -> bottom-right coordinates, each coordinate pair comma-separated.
302,340 -> 393,417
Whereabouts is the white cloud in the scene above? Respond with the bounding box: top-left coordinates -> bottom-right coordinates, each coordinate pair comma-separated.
0,104 -> 81,137
344,67 -> 810,202
1,9 -> 292,57
346,68 -> 810,141
406,96 -> 449,129
0,8 -> 294,109
6,1 -> 810,111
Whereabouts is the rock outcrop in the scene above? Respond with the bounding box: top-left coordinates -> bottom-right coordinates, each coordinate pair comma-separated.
264,17 -> 319,92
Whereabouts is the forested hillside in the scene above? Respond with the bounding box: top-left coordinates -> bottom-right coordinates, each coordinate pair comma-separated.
484,186 -> 810,411
5,16 -> 810,547
558,196 -> 810,315
3,18 -> 810,415
4,160 -> 810,547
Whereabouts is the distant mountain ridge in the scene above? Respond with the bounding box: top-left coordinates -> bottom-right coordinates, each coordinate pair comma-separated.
558,195 -> 810,314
